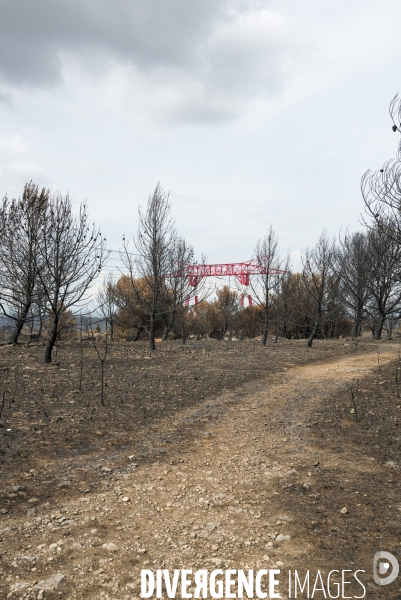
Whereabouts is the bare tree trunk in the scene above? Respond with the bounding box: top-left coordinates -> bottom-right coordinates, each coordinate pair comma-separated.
149,308 -> 156,351
373,314 -> 385,340
307,316 -> 320,348
9,302 -> 31,344
38,315 -> 43,339
132,324 -> 144,342
351,321 -> 359,338
79,319 -> 83,391
45,317 -> 59,363
262,310 -> 269,346
100,361 -> 105,406
351,303 -> 364,337
162,307 -> 177,341
327,321 -> 332,338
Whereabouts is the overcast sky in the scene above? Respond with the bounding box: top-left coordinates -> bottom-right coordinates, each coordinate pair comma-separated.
1,0 -> 401,279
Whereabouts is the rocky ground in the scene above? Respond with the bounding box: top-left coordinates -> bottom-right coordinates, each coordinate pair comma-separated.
0,338 -> 400,599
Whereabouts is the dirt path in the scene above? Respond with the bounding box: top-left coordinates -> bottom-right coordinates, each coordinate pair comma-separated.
2,345 -> 400,599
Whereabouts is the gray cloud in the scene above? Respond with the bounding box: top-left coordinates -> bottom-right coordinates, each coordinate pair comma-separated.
0,0 -> 222,86
0,91 -> 12,104
0,0 -> 307,125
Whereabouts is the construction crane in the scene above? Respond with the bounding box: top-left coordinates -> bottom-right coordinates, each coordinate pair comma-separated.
172,259 -> 285,306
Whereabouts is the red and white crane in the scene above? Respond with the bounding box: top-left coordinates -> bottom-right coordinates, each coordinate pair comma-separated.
173,259 -> 285,306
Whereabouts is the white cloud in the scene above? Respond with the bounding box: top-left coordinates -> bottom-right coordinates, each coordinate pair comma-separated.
0,134 -> 45,185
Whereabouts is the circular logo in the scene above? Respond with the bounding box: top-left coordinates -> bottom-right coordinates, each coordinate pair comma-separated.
373,551 -> 399,586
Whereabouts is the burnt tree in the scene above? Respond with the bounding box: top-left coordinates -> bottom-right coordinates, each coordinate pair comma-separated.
302,231 -> 336,348
250,225 -> 281,346
0,182 -> 48,344
161,238 -> 206,344
37,192 -> 107,363
122,183 -> 176,351
336,231 -> 370,337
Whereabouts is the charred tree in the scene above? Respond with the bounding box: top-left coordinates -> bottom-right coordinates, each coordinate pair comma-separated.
364,222 -> 401,340
336,231 -> 370,337
250,226 -> 281,346
161,237 -> 206,343
122,183 -> 176,351
37,192 -> 107,363
302,232 -> 336,348
0,182 -> 49,344
96,274 -> 118,341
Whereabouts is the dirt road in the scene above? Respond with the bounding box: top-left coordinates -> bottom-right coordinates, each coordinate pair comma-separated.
2,345 -> 401,599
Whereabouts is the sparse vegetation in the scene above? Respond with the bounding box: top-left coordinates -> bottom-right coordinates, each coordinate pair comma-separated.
1,97 -> 401,599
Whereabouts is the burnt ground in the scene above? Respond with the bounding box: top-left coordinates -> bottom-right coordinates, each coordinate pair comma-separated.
0,337 -> 400,599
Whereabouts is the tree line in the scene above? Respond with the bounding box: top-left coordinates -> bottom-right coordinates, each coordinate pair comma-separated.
97,221 -> 401,347
2,95 -> 401,357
